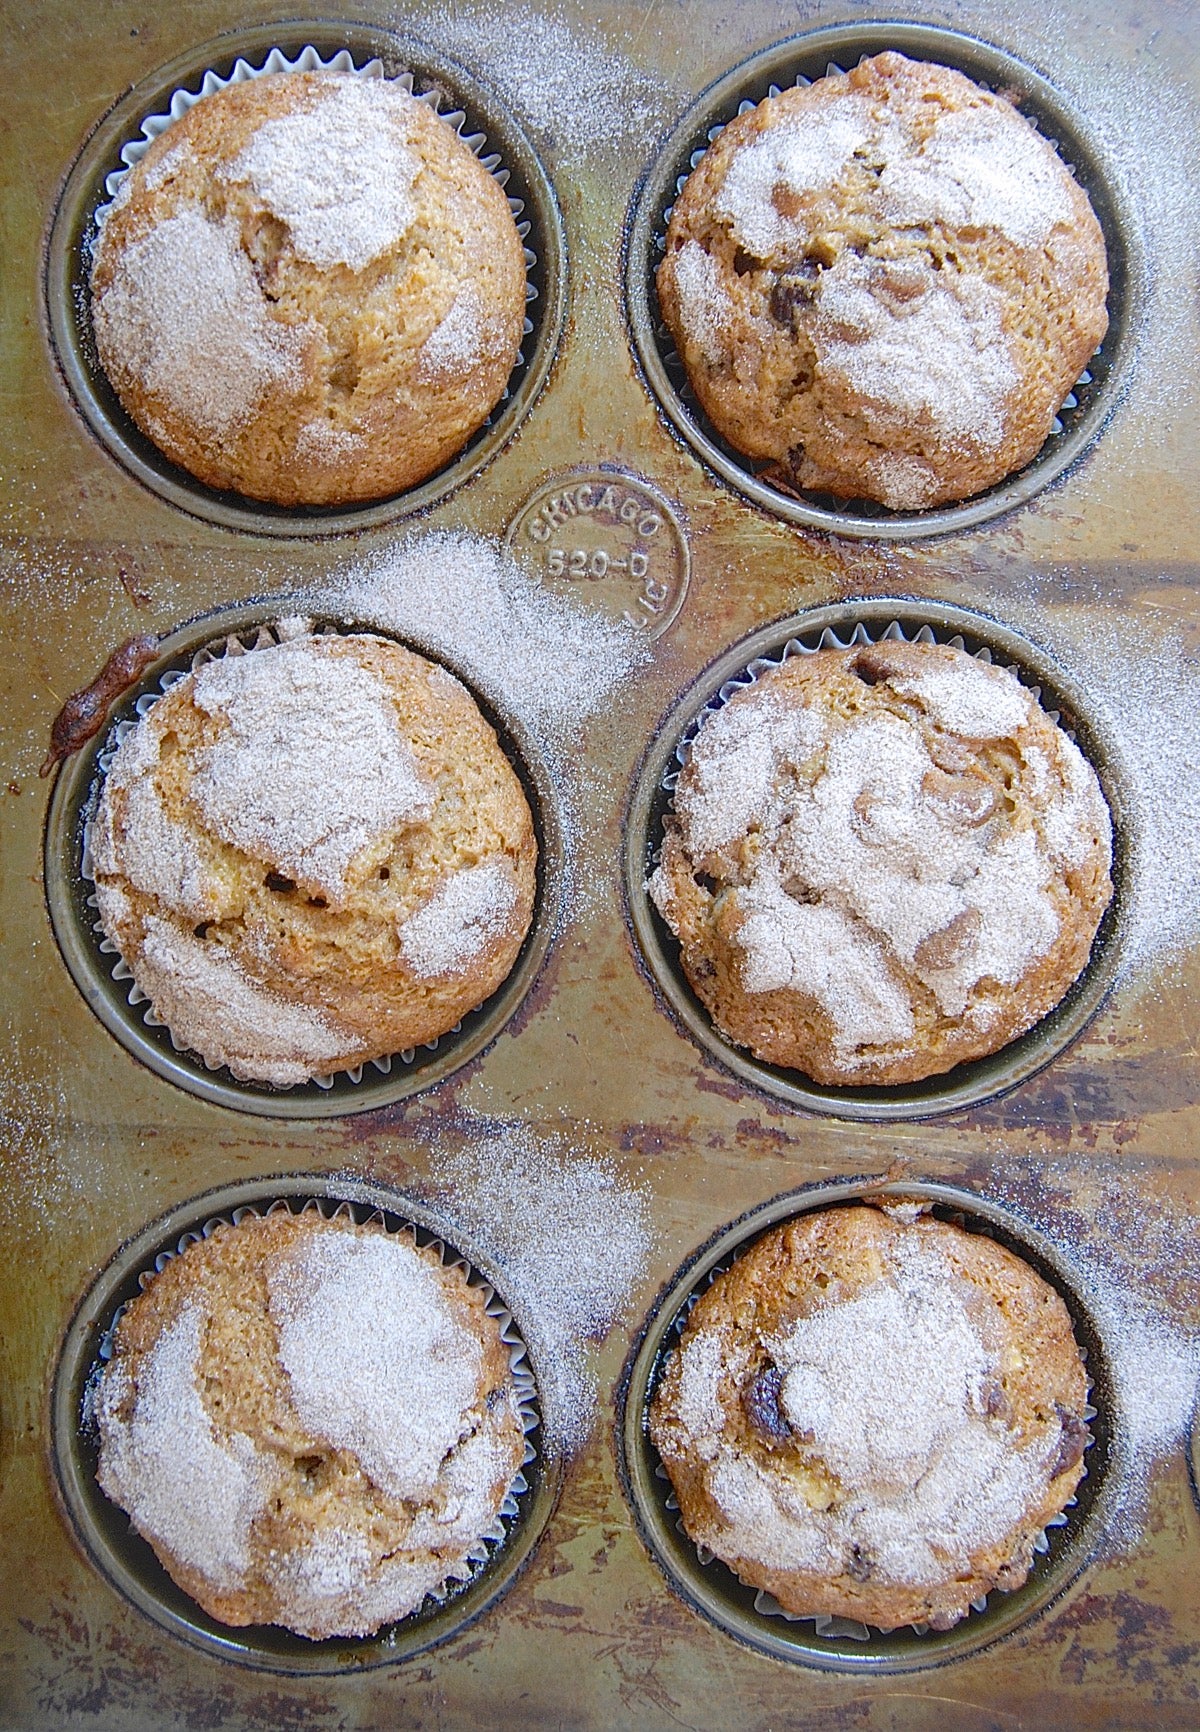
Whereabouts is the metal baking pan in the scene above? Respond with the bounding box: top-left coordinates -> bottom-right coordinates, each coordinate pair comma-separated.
3,1 -> 1198,1727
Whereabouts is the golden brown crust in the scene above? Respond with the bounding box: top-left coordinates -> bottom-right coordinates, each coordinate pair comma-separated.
96,1210 -> 525,1637
91,632 -> 538,1084
649,642 -> 1112,1085
657,52 -> 1108,510
649,1206 -> 1091,1631
91,71 -> 526,506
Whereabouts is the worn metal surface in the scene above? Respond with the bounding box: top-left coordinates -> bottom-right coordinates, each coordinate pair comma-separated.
2,0 -> 1199,1727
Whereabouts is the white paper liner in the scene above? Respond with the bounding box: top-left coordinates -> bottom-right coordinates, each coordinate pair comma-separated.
649,1208 -> 1096,1644
651,54 -> 1098,514
90,42 -> 538,399
85,1195 -> 541,1636
79,619 -> 486,1094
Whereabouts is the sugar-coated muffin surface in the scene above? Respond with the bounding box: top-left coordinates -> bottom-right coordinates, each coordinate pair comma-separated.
649,1205 -> 1091,1631
94,1209 -> 527,1639
90,629 -> 538,1085
657,52 -> 1109,510
91,71 -> 527,506
649,640 -> 1113,1085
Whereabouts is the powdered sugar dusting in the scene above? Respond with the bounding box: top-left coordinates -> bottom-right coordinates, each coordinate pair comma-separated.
312,531 -> 647,744
672,1228 -> 1063,1589
713,77 -> 1075,260
188,638 -> 433,902
295,419 -> 365,462
268,1230 -> 483,1503
983,1160 -> 1200,1555
92,206 -> 307,437
421,286 -> 485,379
813,253 -> 1019,455
273,1527 -> 451,1638
890,657 -> 1031,737
991,600 -> 1200,985
714,97 -> 874,255
734,881 -> 917,1056
91,737 -> 218,924
95,1303 -> 270,1590
132,914 -> 351,1085
231,76 -> 420,272
421,1126 -> 655,1453
398,860 -> 520,978
672,241 -> 731,366
880,101 -> 1076,249
405,4 -> 678,161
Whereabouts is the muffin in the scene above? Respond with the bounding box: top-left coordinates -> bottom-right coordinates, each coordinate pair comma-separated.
648,639 -> 1113,1086
90,70 -> 527,506
89,628 -> 538,1086
92,1208 -> 528,1638
649,1204 -> 1092,1632
657,52 -> 1109,510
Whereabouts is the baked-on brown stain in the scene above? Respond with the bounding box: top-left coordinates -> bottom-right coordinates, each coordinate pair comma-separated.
39,634 -> 159,777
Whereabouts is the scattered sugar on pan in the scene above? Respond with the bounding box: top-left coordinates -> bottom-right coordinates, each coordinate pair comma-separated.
993,596 -> 1200,988
965,0 -> 1200,456
405,1123 -> 655,1455
313,531 -> 646,748
984,1158 -> 1200,1554
406,3 -> 679,161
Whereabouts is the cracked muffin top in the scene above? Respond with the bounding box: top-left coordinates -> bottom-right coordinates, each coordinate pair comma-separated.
648,639 -> 1113,1086
90,71 -> 527,506
93,1208 -> 527,1638
649,1204 -> 1092,1632
657,52 -> 1108,511
89,628 -> 538,1086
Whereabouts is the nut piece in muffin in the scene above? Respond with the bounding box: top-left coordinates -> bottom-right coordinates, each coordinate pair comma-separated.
93,1208 -> 527,1638
657,52 -> 1109,510
90,629 -> 538,1086
648,639 -> 1112,1086
649,1205 -> 1092,1632
90,70 -> 527,506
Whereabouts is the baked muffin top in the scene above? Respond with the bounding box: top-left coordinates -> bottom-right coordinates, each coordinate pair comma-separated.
90,629 -> 538,1085
93,1208 -> 527,1638
648,639 -> 1113,1085
657,52 -> 1108,510
91,71 -> 527,506
649,1205 -> 1091,1632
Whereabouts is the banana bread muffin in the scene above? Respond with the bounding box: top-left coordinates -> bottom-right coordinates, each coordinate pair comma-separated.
648,639 -> 1112,1085
90,70 -> 527,506
649,1204 -> 1092,1631
89,629 -> 538,1086
93,1208 -> 527,1638
657,52 -> 1109,510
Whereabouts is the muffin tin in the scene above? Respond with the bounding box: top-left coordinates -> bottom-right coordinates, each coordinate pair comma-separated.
618,1178 -> 1117,1672
625,597 -> 1128,1120
625,20 -> 1140,540
51,1175 -> 559,1673
42,601 -> 564,1117
7,1 -> 1200,1725
43,21 -> 567,537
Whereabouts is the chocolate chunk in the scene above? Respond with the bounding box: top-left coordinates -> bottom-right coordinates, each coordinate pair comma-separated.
769,256 -> 823,331
981,1377 -> 1012,1423
264,871 -> 297,894
847,1543 -> 874,1582
1049,1405 -> 1090,1478
847,648 -> 901,687
742,1362 -> 792,1443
